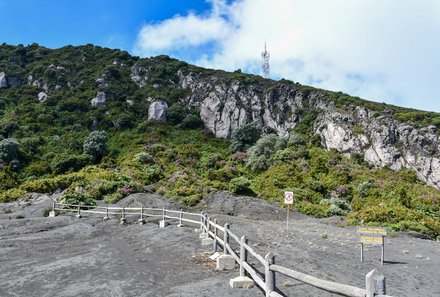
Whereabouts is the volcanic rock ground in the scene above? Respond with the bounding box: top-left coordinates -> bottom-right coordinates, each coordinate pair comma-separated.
0,192 -> 439,297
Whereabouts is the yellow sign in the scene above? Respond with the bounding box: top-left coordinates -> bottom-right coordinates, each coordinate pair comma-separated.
360,235 -> 383,245
357,227 -> 387,236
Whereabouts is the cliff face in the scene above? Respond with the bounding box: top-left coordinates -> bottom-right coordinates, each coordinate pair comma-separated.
175,70 -> 440,188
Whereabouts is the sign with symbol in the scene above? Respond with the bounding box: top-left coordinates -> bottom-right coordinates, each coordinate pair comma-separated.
284,191 -> 294,205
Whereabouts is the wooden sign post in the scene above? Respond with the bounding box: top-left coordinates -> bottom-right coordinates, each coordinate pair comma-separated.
357,227 -> 387,265
284,191 -> 294,228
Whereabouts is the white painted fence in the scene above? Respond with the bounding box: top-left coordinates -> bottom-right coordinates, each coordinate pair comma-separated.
51,202 -> 393,297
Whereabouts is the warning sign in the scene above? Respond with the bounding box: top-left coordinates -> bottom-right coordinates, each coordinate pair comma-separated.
284,191 -> 294,205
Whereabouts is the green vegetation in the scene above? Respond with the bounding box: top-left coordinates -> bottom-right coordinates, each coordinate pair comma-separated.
0,43 -> 439,238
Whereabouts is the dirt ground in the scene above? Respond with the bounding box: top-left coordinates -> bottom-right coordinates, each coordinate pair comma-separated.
0,192 -> 439,297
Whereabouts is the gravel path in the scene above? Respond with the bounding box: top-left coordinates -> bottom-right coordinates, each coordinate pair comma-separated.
0,193 -> 439,297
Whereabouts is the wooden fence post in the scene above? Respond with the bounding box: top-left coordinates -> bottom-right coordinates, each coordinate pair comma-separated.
76,205 -> 81,218
366,270 -> 376,297
206,216 -> 210,235
179,209 -> 183,226
265,252 -> 275,297
223,223 -> 229,255
239,235 -> 246,277
162,208 -> 165,221
376,275 -> 386,295
213,219 -> 218,252
200,212 -> 204,232
103,207 -> 109,221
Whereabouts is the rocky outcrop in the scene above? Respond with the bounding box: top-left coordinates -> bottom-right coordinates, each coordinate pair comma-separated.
178,71 -> 310,138
131,62 -> 149,87
315,105 -> 440,188
91,92 -> 106,107
96,77 -> 107,89
175,70 -> 440,189
148,101 -> 168,123
0,72 -> 20,88
37,92 -> 48,102
0,72 -> 7,88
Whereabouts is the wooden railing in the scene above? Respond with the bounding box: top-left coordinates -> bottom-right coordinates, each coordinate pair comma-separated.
52,202 -> 393,297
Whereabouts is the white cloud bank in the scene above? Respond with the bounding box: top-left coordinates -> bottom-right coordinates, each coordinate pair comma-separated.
134,0 -> 440,112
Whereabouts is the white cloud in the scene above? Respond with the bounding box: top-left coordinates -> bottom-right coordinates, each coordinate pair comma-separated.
134,0 -> 440,112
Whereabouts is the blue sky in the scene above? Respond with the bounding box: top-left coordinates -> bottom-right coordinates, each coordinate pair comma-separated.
1,0 -> 440,112
0,0 -> 211,50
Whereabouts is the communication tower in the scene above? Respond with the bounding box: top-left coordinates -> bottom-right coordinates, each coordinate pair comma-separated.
261,43 -> 270,78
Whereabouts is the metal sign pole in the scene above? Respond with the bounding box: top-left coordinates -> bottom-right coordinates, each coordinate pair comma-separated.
286,206 -> 289,229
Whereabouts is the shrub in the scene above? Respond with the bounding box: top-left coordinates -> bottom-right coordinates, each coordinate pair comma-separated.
320,198 -> 351,216
181,114 -> 204,129
167,104 -> 186,125
0,188 -> 26,202
0,138 -> 19,162
59,191 -> 96,206
83,130 -> 108,160
288,132 -> 305,146
103,191 -> 124,204
51,154 -> 93,174
229,176 -> 255,196
229,122 -> 262,152
247,134 -> 280,172
134,152 -> 154,164
295,201 -> 330,218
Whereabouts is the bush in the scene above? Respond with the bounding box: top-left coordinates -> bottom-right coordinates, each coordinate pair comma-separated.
0,138 -> 19,162
288,132 -> 305,146
229,122 -> 262,152
83,130 -> 108,160
0,188 -> 25,202
51,154 -> 93,174
181,114 -> 204,129
320,198 -> 351,216
134,152 -> 154,164
247,134 -> 280,172
229,176 -> 255,196
167,104 -> 186,125
103,191 -> 124,204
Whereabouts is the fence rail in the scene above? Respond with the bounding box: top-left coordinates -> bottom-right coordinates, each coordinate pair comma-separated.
51,202 -> 393,297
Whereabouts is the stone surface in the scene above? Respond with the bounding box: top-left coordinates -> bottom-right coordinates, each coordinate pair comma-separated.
91,92 -> 106,107
131,62 -> 149,87
199,233 -> 208,239
38,92 -> 48,102
177,70 -> 440,189
148,101 -> 168,123
96,77 -> 107,88
201,238 -> 214,246
0,72 -> 7,88
229,276 -> 254,289
217,255 -> 236,270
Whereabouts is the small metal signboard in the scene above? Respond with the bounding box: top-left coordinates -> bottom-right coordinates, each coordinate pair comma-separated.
357,227 -> 387,265
284,191 -> 294,205
284,191 -> 294,228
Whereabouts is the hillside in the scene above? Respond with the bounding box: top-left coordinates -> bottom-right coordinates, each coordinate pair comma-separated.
0,43 -> 439,238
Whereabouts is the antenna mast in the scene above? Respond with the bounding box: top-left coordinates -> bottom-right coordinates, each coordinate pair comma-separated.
261,42 -> 270,78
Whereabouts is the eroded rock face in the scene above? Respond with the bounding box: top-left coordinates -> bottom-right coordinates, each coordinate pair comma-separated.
178,71 -> 310,138
0,72 -> 20,88
175,70 -> 440,189
148,101 -> 168,123
0,72 -> 7,88
91,92 -> 106,107
131,62 -> 149,87
315,105 -> 440,188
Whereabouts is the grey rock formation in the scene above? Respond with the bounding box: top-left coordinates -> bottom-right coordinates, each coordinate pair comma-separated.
176,70 -> 440,189
126,100 -> 134,106
178,71 -> 311,138
0,72 -> 7,88
148,101 -> 168,123
0,72 -> 19,88
91,92 -> 106,107
96,77 -> 108,88
37,92 -> 48,102
131,62 -> 149,87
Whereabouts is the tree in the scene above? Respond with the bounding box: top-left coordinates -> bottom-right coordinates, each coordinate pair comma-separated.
0,138 -> 19,162
83,131 -> 108,161
229,122 -> 262,152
